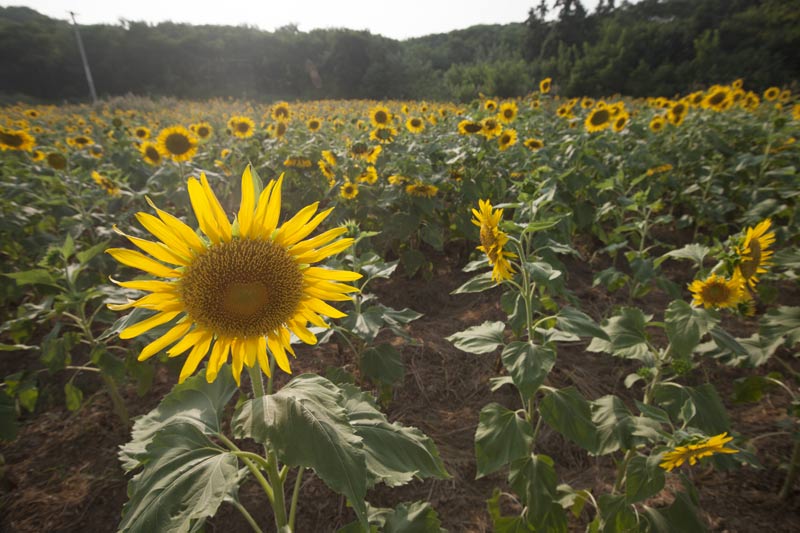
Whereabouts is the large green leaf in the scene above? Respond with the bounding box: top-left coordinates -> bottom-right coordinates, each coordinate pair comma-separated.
451,271 -> 497,294
642,491 -> 707,533
501,341 -> 555,399
591,395 -> 659,455
360,343 -> 405,386
587,308 -> 652,362
509,454 -> 568,532
232,375 -> 368,525
653,383 -> 730,434
625,454 -> 665,504
761,306 -> 800,346
119,423 -> 240,533
475,403 -> 533,478
539,387 -> 598,453
665,300 -> 717,358
120,368 -> 237,471
555,307 -> 609,340
339,384 -> 449,488
656,244 -> 710,268
446,321 -> 506,354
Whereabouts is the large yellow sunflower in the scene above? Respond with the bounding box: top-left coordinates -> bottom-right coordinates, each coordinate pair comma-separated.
0,128 -> 36,152
192,122 -> 214,141
688,273 -> 743,309
271,101 -> 291,122
458,120 -> 483,135
481,118 -> 502,139
107,166 -> 360,385
497,102 -> 518,124
736,219 -> 775,289
585,107 -> 612,133
369,105 -> 392,127
659,433 -> 738,472
497,129 -> 518,151
156,126 -> 198,162
228,116 -> 256,139
405,117 -> 425,134
471,199 -> 517,282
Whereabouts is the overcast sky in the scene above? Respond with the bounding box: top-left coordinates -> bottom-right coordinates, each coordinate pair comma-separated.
5,0 -> 605,40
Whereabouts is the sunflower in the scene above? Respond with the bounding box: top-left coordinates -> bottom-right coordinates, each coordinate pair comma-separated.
107,167 -> 360,385
659,433 -> 738,472
0,128 -> 36,152
539,77 -> 551,94
370,126 -> 397,144
483,99 -> 498,112
497,129 -> 518,151
736,219 -> 775,289
585,107 -> 612,133
274,121 -> 288,139
193,122 -> 214,140
340,180 -> 359,200
306,117 -> 322,132
792,104 -> 800,121
458,120 -> 483,135
497,102 -> 518,124
47,152 -> 67,170
31,149 -> 45,161
523,138 -> 544,151
364,145 -> 382,164
779,89 -> 792,103
134,126 -> 151,141
369,105 -> 392,127
357,166 -> 378,184
140,141 -> 162,166
702,86 -> 732,112
24,109 -> 39,119
612,112 -> 629,133
688,273 -> 743,309
68,135 -> 93,149
649,115 -> 666,133
91,170 -> 120,197
90,145 -> 104,159
481,118 -> 502,139
732,78 -> 744,90
318,160 -> 335,182
406,117 -> 425,134
471,199 -> 517,282
763,87 -> 780,101
321,150 -> 337,167
405,182 -> 438,198
271,101 -> 291,122
668,102 -> 688,126
556,104 -> 573,119
156,126 -> 198,162
228,116 -> 256,139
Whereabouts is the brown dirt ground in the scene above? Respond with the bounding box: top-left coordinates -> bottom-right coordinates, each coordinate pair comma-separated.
1,250 -> 799,533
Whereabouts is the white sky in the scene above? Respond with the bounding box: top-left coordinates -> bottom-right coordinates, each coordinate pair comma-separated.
4,0 -> 604,40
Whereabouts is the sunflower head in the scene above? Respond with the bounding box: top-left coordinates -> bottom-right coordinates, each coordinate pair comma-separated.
107,166 -> 360,385
156,126 -> 198,162
659,432 -> 738,472
471,199 -> 517,282
539,77 -> 552,94
585,108 -> 612,133
736,219 -> 776,288
369,105 -> 392,127
688,273 -> 744,309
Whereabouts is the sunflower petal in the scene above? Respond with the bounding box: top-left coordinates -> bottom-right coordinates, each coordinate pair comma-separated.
206,339 -> 229,383
279,207 -> 333,247
145,197 -> 204,253
200,174 -> 232,241
304,267 -> 362,282
288,226 -> 347,255
274,202 -> 319,246
178,331 -> 213,383
303,298 -> 347,319
138,321 -> 192,361
135,211 -> 194,259
111,278 -> 176,293
167,329 -> 208,358
238,166 -> 255,238
188,177 -> 224,244
107,248 -> 178,278
113,226 -> 188,266
292,238 -> 354,264
119,310 -> 179,339
256,337 -> 271,377
267,334 -> 292,374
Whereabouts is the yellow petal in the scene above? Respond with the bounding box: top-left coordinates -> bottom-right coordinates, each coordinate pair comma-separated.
279,207 -> 333,247
292,238 -> 354,264
304,267 -> 362,282
145,197 -> 204,253
114,226 -> 188,266
304,286 -> 355,301
289,319 -> 317,345
237,166 -> 255,238
112,278 -> 176,293
231,339 -> 244,386
303,298 -> 346,319
274,202 -> 319,246
256,337 -> 271,377
119,310 -> 179,339
250,180 -> 277,239
205,340 -> 227,383
200,173 -> 232,241
138,321 -> 192,361
107,292 -> 181,311
107,248 -> 178,278
135,211 -> 194,259
263,174 -> 284,236
188,177 -> 224,244
167,329 -> 208,358
267,334 -> 292,374
298,308 -> 329,328
288,227 -> 347,255
178,331 -> 213,383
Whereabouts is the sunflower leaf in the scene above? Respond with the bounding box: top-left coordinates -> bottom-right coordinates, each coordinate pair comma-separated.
446,320 -> 506,354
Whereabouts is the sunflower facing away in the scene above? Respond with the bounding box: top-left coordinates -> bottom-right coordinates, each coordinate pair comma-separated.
659,433 -> 738,472
539,77 -> 552,94
736,219 -> 775,289
688,273 -> 743,309
107,166 -> 360,385
471,200 -> 517,282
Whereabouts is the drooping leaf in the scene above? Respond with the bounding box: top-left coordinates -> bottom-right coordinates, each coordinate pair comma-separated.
339,501 -> 446,533
446,321 -> 506,354
539,387 -> 598,453
591,395 -> 657,455
642,491 -> 708,533
509,454 -> 568,532
587,308 -> 652,362
653,383 -> 730,434
475,403 -> 533,478
555,307 -> 609,340
665,300 -> 717,358
501,341 -> 555,399
451,271 -> 497,294
625,454 -> 665,504
360,343 -> 405,386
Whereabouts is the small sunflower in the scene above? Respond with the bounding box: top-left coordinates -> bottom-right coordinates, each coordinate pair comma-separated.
523,138 -> 544,151
612,112 -> 630,133
31,149 -> 45,161
539,77 -> 551,94
307,117 -> 323,132
481,118 -> 502,139
134,126 -> 151,141
458,120 -> 483,135
140,141 -> 162,166
271,101 -> 291,122
497,129 -> 518,151
483,99 -> 498,112
318,160 -> 335,182
702,86 -> 732,112
405,182 -> 438,198
659,433 -> 738,472
193,122 -> 214,141
321,150 -> 337,167
274,121 -> 288,139
370,126 -> 397,144
340,180 -> 359,200
68,135 -> 93,149
228,116 -> 256,139
736,219 -> 775,289
471,199 -> 517,282
668,102 -> 688,126
156,126 -> 198,162
497,102 -> 518,124
357,166 -> 378,184
47,152 -> 67,170
0,128 -> 36,152
763,87 -> 780,101
406,117 -> 425,134
91,170 -> 121,197
689,273 -> 743,309
369,105 -> 392,127
585,107 -> 612,133
649,115 -> 666,133
107,167 -> 360,385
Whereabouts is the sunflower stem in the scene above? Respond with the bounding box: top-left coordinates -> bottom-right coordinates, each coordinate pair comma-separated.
288,467 -> 304,531
101,373 -> 130,427
231,500 -> 264,533
780,439 -> 800,500
266,447 -> 288,529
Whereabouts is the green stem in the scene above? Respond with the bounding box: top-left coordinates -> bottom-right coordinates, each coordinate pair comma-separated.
247,361 -> 266,398
289,467 -> 304,531
232,500 -> 264,533
612,449 -> 635,494
779,439 -> 800,500
101,374 -> 130,427
266,448 -> 288,529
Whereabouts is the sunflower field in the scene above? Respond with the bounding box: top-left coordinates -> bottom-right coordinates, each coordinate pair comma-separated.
1,81 -> 799,532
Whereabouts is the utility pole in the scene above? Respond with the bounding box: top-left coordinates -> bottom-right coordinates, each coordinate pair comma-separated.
69,11 -> 98,103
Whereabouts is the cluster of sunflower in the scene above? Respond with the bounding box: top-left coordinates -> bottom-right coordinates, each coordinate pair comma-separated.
689,219 -> 776,312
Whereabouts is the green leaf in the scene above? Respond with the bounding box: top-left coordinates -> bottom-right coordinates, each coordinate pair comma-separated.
475,403 -> 533,478
451,271 -> 497,294
379,305 -> 422,325
360,343 -> 405,386
587,308 -> 652,362
555,307 -> 609,340
736,333 -> 785,366
339,384 -> 449,488
341,306 -> 385,343
501,341 -> 555,399
339,501 -> 445,533
5,268 -> 58,287
400,248 -> 426,278
709,326 -> 749,360
232,374 -> 368,526
119,423 -> 240,533
625,454 -> 665,504
420,225 -> 444,251
487,488 -> 535,532
0,389 -> 18,441
539,387 -> 598,453
62,234 -> 75,260
597,494 -> 637,533
76,240 -> 110,265
642,491 -> 707,533
120,368 -> 237,471
446,321 -> 505,354
591,395 -> 653,455
64,382 -> 83,411
733,375 -> 780,403
656,244 -> 710,268
509,454 -> 567,532
760,305 -> 800,345
665,301 -> 717,358
653,383 -> 730,434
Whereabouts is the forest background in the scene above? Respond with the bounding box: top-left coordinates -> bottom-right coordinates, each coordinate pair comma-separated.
1,0 -> 799,103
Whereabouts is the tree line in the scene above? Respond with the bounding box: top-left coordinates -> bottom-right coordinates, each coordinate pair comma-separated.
1,0 -> 798,103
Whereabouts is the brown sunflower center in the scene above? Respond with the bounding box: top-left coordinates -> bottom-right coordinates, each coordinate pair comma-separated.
739,239 -> 762,279
479,224 -> 500,262
145,145 -> 160,161
590,109 -> 610,126
464,122 -> 483,133
503,109 -> 514,118
236,122 -> 250,133
197,126 -> 210,137
701,281 -> 731,304
0,131 -> 23,147
411,118 -> 422,127
165,133 -> 192,155
180,239 -> 304,338
374,111 -> 388,124
309,120 -> 320,129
